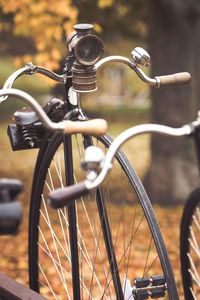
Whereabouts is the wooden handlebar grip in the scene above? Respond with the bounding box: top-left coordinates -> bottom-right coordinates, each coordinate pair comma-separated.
157,72 -> 191,86
47,182 -> 89,209
62,119 -> 108,136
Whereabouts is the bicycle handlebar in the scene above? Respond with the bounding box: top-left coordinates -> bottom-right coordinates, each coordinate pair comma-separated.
155,72 -> 191,87
95,56 -> 191,87
0,55 -> 191,103
48,182 -> 89,209
63,119 -> 107,135
0,89 -> 107,135
48,122 -> 193,209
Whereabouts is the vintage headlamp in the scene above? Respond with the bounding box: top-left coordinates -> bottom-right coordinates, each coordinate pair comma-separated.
66,24 -> 104,92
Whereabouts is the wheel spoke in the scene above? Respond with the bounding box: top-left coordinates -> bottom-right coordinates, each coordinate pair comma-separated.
181,192 -> 200,299
29,134 -> 175,299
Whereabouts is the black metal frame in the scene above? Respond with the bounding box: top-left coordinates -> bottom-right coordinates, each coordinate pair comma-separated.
60,71 -> 124,298
1,25 -> 184,299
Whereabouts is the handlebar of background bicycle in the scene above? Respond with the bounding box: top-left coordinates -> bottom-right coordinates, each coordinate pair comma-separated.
63,119 -> 107,135
47,123 -> 193,209
0,89 -> 107,136
48,182 -> 89,209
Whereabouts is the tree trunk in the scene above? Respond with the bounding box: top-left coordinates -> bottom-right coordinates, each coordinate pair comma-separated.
145,0 -> 200,204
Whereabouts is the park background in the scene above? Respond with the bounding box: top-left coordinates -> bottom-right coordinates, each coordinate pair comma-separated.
0,0 -> 200,298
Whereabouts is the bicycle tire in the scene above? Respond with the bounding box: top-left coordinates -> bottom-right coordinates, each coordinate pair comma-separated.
29,132 -> 179,299
180,187 -> 200,300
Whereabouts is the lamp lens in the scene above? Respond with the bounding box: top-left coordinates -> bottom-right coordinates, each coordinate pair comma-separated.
76,36 -> 103,65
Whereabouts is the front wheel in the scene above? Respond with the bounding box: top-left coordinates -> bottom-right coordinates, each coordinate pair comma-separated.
180,187 -> 200,299
29,132 -> 178,299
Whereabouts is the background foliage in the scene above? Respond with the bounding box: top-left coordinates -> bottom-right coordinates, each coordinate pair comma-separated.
0,2 -> 196,298
0,0 -> 148,67
0,0 -> 77,69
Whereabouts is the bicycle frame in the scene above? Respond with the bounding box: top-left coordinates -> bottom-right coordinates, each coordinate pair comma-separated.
0,23 -> 192,300
46,76 -> 192,300
62,79 -> 81,299
62,79 -> 124,299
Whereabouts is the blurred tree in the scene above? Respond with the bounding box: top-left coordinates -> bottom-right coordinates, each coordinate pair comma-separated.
75,0 -> 199,204
0,0 -> 197,203
0,0 -> 78,69
0,7 -> 35,56
0,0 -> 147,64
74,0 -> 147,42
145,0 -> 200,204
76,0 -> 200,204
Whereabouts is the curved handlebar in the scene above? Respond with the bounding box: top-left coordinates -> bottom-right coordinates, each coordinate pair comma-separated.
0,88 -> 107,135
0,66 -> 30,102
0,63 -> 66,103
96,57 -> 191,87
0,55 -> 191,100
48,122 -> 193,208
86,123 -> 193,190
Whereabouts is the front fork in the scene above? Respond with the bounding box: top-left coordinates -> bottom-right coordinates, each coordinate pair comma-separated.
63,133 -> 81,300
63,79 -> 124,299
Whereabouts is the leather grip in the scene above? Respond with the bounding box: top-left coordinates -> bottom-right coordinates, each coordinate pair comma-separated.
156,72 -> 191,86
47,182 -> 89,209
62,119 -> 107,136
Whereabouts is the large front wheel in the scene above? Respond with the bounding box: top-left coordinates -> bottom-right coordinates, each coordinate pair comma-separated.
29,132 -> 178,299
180,187 -> 200,299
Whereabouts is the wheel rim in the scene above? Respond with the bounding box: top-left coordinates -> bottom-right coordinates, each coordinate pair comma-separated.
30,134 -> 172,299
186,205 -> 200,299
